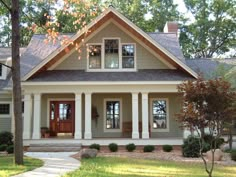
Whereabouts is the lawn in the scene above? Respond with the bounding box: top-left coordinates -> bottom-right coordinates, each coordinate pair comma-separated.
0,155 -> 43,177
63,157 -> 236,177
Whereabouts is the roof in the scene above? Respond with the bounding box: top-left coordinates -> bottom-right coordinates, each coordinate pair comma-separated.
186,58 -> 236,78
0,47 -> 26,60
27,69 -> 194,82
22,6 -> 197,80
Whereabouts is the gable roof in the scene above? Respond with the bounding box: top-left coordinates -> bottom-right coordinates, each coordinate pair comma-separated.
22,6 -> 197,81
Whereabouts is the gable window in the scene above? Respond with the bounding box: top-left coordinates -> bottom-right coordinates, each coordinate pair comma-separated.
0,103 -> 10,115
122,44 -> 134,68
104,99 -> 122,132
88,45 -> 101,69
87,38 -> 135,71
150,98 -> 169,132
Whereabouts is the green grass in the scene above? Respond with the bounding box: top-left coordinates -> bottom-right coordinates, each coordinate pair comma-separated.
0,155 -> 43,177
63,157 -> 236,177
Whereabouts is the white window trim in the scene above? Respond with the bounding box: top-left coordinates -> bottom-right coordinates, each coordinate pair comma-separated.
103,98 -> 122,132
0,101 -> 11,118
149,98 -> 169,132
86,38 -> 137,72
0,63 -> 7,80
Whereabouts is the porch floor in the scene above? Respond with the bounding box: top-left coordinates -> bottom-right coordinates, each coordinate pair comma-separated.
24,137 -> 183,146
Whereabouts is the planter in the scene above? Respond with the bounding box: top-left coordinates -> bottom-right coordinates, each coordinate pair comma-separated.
41,127 -> 49,138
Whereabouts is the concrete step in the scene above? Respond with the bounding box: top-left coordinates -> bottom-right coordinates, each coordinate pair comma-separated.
28,143 -> 82,152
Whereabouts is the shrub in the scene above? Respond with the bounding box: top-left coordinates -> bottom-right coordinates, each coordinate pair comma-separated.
203,134 -> 224,149
126,143 -> 136,152
231,150 -> 236,161
143,145 -> 155,152
89,143 -> 100,151
6,145 -> 14,154
0,144 -> 7,151
108,143 -> 118,152
0,131 -> 13,145
182,136 -> 200,157
162,145 -> 173,152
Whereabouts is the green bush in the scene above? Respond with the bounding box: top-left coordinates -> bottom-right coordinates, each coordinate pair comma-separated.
143,145 -> 155,152
108,143 -> 118,152
89,143 -> 100,151
0,144 -> 7,151
231,150 -> 236,161
203,134 -> 224,149
6,145 -> 14,154
126,143 -> 136,152
182,136 -> 200,157
162,145 -> 173,152
0,131 -> 13,146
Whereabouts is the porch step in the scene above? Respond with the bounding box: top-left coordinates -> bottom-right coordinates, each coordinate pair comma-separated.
28,143 -> 82,152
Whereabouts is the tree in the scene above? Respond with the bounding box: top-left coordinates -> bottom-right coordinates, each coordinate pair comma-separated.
180,0 -> 236,58
176,77 -> 236,177
0,0 -> 23,164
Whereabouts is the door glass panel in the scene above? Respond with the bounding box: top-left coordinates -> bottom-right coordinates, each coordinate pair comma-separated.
106,101 -> 120,129
59,103 -> 72,120
50,103 -> 55,120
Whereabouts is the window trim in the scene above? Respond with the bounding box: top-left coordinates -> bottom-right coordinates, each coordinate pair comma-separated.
103,98 -> 122,132
0,102 -> 11,118
149,98 -> 169,132
86,38 -> 136,72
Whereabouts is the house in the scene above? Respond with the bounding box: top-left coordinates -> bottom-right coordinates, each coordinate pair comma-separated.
0,7 -> 219,147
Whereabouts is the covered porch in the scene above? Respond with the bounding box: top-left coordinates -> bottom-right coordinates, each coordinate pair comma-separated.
22,82 -> 183,142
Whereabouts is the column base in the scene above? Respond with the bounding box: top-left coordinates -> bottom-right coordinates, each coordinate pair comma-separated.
74,132 -> 82,139
32,132 -> 40,139
142,132 -> 149,139
132,132 -> 139,139
84,132 -> 92,139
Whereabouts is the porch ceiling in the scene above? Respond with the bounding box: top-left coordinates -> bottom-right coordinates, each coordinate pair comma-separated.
27,69 -> 194,82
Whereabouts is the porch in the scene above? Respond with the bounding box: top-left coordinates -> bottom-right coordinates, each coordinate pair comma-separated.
21,83 -> 183,142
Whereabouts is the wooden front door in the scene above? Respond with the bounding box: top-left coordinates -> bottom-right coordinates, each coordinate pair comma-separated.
49,101 -> 75,136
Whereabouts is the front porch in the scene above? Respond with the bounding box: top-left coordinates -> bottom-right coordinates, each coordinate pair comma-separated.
22,83 -> 183,142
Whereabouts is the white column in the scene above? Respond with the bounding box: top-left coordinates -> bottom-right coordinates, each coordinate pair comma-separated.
84,92 -> 92,139
32,93 -> 41,139
23,94 -> 32,139
132,93 -> 139,139
142,93 -> 149,139
74,93 -> 82,139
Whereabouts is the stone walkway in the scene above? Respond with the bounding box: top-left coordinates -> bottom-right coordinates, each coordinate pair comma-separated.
13,152 -> 80,177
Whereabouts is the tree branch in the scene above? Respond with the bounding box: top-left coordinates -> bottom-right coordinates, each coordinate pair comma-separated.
0,63 -> 12,70
0,0 -> 11,13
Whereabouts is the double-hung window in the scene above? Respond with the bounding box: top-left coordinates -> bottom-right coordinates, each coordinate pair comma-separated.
87,38 -> 135,70
0,103 -> 10,117
150,98 -> 169,132
104,99 -> 122,132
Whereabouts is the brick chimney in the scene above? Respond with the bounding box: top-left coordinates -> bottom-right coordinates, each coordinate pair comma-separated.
164,22 -> 178,34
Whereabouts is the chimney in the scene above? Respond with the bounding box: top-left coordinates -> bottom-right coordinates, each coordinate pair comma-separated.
164,22 -> 178,34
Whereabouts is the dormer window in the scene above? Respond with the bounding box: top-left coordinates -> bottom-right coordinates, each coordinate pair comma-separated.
0,63 -> 7,80
87,38 -> 136,71
0,64 -> 2,77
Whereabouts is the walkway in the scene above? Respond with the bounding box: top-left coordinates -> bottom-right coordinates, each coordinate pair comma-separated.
13,152 -> 80,177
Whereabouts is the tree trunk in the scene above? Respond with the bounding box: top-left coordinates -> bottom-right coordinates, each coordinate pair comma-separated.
12,0 -> 23,165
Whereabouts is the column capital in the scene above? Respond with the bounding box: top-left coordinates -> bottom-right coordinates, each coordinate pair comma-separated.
142,92 -> 149,100
84,92 -> 92,95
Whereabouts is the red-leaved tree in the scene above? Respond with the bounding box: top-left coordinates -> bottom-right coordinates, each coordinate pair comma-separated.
176,77 -> 236,177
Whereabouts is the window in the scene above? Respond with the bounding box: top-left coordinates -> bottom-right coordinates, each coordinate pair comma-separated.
104,99 -> 122,131
0,64 -> 2,77
88,45 -> 101,69
105,39 -> 119,69
122,44 -> 134,68
59,103 -> 72,120
151,99 -> 169,132
0,104 -> 10,115
87,39 -> 135,71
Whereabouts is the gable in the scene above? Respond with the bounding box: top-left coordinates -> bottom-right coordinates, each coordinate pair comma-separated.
53,22 -> 170,70
23,7 -> 197,81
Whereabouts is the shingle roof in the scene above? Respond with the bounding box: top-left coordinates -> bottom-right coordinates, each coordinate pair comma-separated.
148,33 -> 185,63
186,58 -> 236,78
27,69 -> 194,82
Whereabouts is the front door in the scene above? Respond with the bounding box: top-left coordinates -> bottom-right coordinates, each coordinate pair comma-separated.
50,101 -> 75,136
